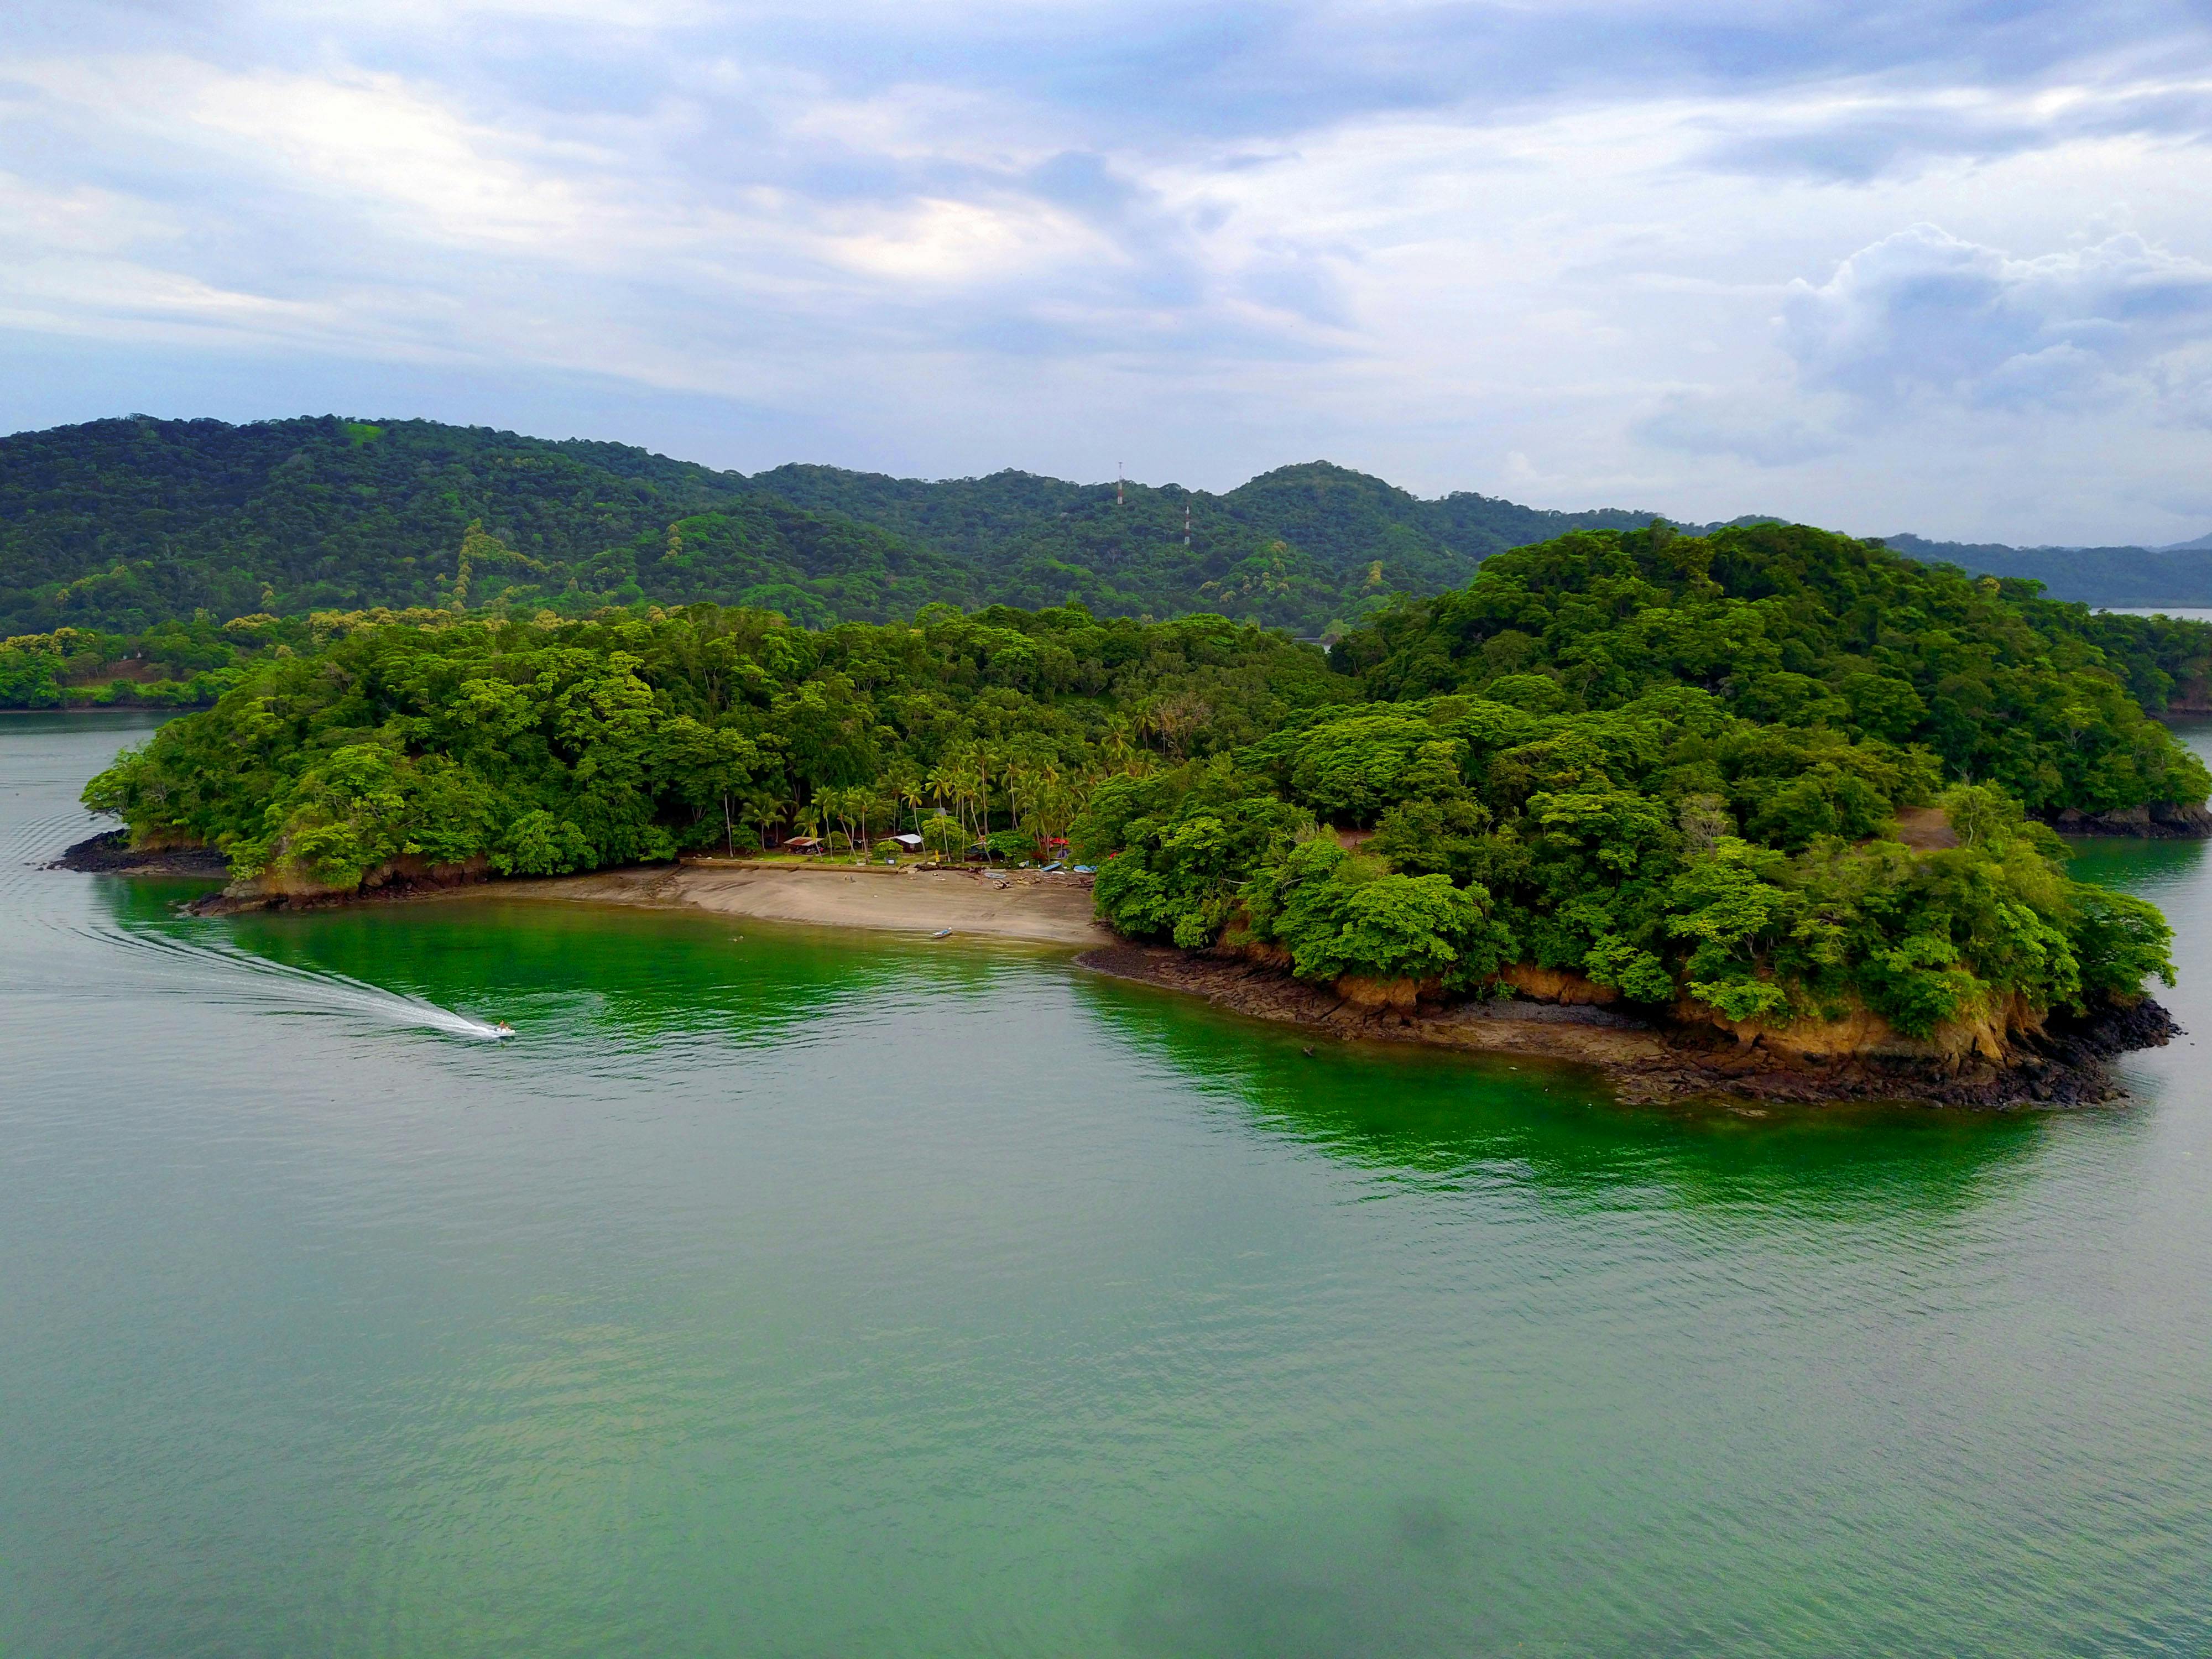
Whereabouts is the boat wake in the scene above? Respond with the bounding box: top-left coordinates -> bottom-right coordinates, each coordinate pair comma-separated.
86,927 -> 514,1041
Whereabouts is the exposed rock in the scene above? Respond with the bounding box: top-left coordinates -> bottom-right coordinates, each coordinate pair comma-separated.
2048,801 -> 2212,838
1498,962 -> 1620,1005
1683,989 -> 2045,1067
48,829 -> 228,877
1077,946 -> 2175,1109
1333,973 -> 1431,1010
190,853 -> 494,915
2153,801 -> 2212,834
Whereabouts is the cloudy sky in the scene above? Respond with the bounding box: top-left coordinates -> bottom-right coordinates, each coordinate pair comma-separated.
5,0 -> 2211,542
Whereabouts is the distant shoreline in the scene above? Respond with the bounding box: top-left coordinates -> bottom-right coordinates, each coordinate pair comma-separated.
0,706 -> 186,716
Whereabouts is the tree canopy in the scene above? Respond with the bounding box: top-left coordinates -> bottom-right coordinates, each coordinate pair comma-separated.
84,519 -> 2195,1042
1328,521 -> 2212,815
1,417 -> 1666,639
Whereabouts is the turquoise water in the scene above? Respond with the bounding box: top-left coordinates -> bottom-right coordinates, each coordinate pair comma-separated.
4,713 -> 2211,1657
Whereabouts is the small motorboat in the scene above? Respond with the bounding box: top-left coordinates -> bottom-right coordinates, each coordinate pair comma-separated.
492,1021 -> 516,1040
931,928 -> 953,939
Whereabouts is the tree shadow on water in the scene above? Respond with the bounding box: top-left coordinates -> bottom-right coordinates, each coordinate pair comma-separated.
1077,974 -> 2053,1225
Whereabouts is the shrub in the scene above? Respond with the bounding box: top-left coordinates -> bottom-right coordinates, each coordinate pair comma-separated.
1247,838 -> 1516,989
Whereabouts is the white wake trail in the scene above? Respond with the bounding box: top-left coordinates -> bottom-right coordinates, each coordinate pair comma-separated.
89,927 -> 513,1041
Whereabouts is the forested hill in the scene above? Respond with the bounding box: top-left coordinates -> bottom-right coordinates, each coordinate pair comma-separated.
750,460 -> 1660,612
0,415 -> 1662,638
1879,534 -> 2212,607
0,416 -> 961,635
13,414 -> 2209,642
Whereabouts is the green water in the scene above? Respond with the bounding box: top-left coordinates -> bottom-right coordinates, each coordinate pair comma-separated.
5,714 -> 2211,1657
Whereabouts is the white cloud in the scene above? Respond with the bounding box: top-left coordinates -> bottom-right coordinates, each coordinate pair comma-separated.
0,171 -> 176,257
14,56 -> 604,247
1693,75 -> 2212,182
818,195 -> 1107,282
3,0 -> 2212,542
1780,224 -> 2212,416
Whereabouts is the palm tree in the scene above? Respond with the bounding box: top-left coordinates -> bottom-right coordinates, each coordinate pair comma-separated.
925,762 -> 957,825
944,750 -> 975,848
924,762 -> 962,858
1035,760 -> 1066,857
737,789 -> 781,855
1132,701 -> 1160,758
1154,691 -> 1206,760
967,753 -> 994,857
893,766 -> 928,837
825,785 -> 861,859
1102,718 -> 1137,775
755,793 -> 794,851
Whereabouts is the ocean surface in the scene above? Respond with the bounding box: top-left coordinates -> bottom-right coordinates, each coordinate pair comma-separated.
4,712 -> 2211,1658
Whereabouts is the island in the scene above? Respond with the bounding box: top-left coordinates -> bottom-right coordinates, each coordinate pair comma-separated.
73,521 -> 2210,1105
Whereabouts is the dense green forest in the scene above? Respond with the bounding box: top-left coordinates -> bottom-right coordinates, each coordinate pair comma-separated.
0,416 -> 977,637
0,415 -> 1666,640
1329,524 -> 2212,815
11,411 -> 2210,669
87,523 -> 2194,1041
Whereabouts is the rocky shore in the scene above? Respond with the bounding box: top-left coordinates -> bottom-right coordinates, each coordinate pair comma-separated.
1077,945 -> 2177,1108
49,829 -> 229,878
2048,801 -> 2212,837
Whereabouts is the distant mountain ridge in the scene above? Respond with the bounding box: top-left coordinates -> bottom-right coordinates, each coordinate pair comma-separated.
1876,533 -> 2212,607
0,415 -> 1663,637
3,413 -> 2208,636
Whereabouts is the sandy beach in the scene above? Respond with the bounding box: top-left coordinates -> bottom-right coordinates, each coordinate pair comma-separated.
502,860 -> 1115,947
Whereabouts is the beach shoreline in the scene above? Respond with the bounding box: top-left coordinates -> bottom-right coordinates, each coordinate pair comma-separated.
495,860 -> 1115,947
53,830 -> 1115,945
56,833 -> 2173,1104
